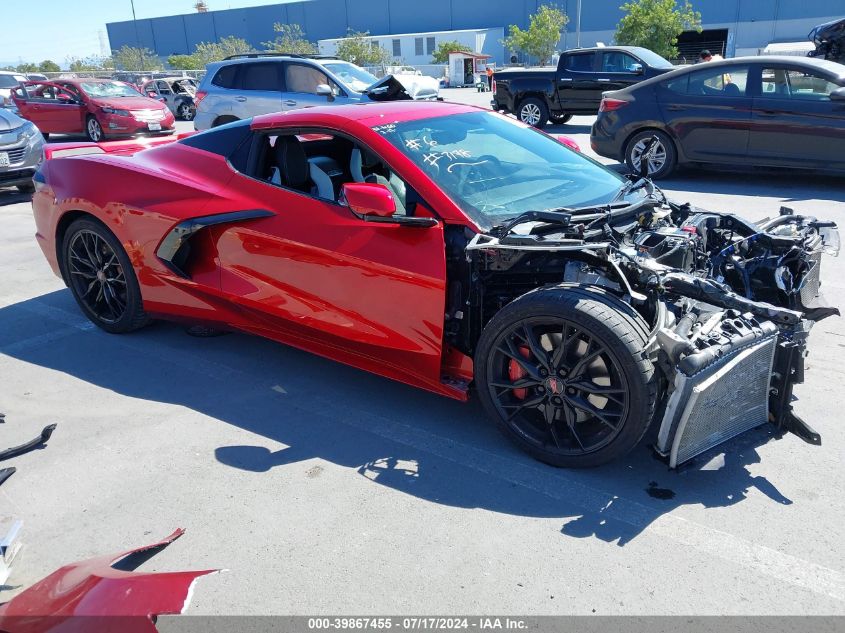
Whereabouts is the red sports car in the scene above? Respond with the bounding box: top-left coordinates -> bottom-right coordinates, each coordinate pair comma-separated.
31,101 -> 837,468
12,78 -> 175,142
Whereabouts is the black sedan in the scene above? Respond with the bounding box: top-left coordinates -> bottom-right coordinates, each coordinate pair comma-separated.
590,56 -> 845,178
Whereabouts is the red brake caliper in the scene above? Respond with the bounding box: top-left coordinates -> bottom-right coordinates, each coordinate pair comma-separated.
508,345 -> 531,400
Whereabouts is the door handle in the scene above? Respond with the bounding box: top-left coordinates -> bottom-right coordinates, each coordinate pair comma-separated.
235,96 -> 247,102
598,78 -> 611,82
559,78 -> 572,82
666,104 -> 686,111
284,99 -> 297,106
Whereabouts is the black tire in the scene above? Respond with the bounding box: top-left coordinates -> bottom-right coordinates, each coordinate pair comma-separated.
517,97 -> 549,128
61,217 -> 149,334
624,130 -> 677,179
549,113 -> 573,125
85,115 -> 104,142
177,100 -> 195,121
211,115 -> 239,128
474,285 -> 657,468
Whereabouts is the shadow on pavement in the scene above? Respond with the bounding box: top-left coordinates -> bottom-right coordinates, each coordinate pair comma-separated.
0,188 -> 31,207
1,289 -> 793,545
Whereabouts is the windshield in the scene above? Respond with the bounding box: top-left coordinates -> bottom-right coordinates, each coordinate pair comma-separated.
631,47 -> 674,69
375,111 -> 626,228
79,81 -> 141,98
322,62 -> 378,91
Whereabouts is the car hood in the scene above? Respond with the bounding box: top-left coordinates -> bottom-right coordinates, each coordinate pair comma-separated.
90,96 -> 168,111
364,74 -> 439,101
0,107 -> 25,131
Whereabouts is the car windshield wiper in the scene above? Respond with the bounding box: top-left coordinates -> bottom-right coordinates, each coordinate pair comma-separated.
611,176 -> 651,202
494,210 -> 573,236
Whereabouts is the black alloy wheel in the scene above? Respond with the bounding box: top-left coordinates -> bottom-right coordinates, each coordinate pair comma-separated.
475,286 -> 656,467
62,218 -> 149,333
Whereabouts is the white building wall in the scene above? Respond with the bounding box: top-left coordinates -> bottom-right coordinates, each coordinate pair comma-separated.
319,27 -> 505,67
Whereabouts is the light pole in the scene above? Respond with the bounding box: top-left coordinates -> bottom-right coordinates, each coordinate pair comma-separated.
576,0 -> 582,48
130,0 -> 146,71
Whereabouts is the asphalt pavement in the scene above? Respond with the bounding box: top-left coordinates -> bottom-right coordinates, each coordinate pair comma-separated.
0,91 -> 843,615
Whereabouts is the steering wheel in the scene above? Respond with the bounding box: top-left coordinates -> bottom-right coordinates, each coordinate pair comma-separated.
447,155 -> 503,198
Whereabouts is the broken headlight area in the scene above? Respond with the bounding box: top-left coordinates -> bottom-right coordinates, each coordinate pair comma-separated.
448,193 -> 838,467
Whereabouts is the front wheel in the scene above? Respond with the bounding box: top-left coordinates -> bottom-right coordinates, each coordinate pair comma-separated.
517,97 -> 549,128
474,285 -> 657,468
625,130 -> 677,179
549,113 -> 573,125
85,116 -> 104,142
61,218 -> 149,333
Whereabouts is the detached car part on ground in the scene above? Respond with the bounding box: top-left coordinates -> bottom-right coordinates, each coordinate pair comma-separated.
30,102 -> 838,469
0,529 -> 217,633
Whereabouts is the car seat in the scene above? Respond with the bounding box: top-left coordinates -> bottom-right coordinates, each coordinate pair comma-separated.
723,82 -> 741,96
350,147 -> 407,214
270,136 -> 334,200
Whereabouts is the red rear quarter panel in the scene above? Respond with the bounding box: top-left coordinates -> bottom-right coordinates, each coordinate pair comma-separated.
35,143 -> 236,317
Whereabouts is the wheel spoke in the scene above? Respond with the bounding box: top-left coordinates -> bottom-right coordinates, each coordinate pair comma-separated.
562,403 -> 586,450
568,380 -> 627,405
516,324 -> 549,371
70,269 -> 96,279
489,376 -> 543,390
569,340 -> 604,377
566,395 -> 622,430
502,394 -> 545,421
497,337 -> 543,381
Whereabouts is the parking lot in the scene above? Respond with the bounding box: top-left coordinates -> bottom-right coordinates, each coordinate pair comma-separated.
1,88 -> 844,615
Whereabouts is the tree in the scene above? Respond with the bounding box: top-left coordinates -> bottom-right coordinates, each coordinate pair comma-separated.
38,60 -> 61,73
502,4 -> 568,66
167,54 -> 203,70
112,45 -> 161,71
334,30 -> 391,66
16,62 -> 38,73
430,40 -> 472,64
192,35 -> 251,67
262,23 -> 316,55
615,0 -> 701,60
66,55 -> 114,73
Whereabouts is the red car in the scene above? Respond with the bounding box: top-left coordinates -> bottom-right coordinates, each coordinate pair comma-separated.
12,78 -> 175,142
31,101 -> 836,468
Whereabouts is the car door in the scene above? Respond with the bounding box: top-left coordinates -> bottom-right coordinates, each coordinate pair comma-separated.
596,50 -> 645,92
156,80 -> 176,111
555,51 -> 599,112
12,81 -> 84,134
748,64 -> 845,169
230,62 -> 285,119
657,64 -> 753,163
281,63 -> 352,110
210,128 -> 448,388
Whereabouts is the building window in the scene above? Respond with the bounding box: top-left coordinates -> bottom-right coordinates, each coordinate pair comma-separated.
426,37 -> 435,55
415,38 -> 423,56
392,39 -> 401,58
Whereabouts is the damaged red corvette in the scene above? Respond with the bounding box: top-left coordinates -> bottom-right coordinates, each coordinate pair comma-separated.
31,101 -> 838,468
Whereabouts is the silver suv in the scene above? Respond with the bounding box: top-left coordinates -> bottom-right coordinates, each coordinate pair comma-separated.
0,107 -> 45,192
194,53 -> 438,130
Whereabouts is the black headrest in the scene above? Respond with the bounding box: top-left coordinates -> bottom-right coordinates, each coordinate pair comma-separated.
723,82 -> 740,96
274,136 -> 309,189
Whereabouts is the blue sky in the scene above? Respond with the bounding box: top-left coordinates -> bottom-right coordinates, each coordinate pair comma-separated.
1,0 -> 274,67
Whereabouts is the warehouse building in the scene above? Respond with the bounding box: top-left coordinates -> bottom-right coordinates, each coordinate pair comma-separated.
106,0 -> 841,67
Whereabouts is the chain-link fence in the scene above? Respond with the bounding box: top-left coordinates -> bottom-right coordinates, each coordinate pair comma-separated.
362,64 -> 446,80
37,70 -> 206,82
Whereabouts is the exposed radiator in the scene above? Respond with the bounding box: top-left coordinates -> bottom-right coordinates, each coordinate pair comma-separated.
656,318 -> 778,468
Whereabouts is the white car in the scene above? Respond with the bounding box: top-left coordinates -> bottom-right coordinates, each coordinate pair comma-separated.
0,71 -> 27,110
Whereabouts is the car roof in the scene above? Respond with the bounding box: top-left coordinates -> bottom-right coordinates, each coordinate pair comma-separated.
562,45 -> 654,55
628,55 -> 845,89
251,100 -> 479,129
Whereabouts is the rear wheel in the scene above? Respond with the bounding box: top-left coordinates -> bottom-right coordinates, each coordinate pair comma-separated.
625,130 -> 677,179
517,97 -> 549,128
61,218 -> 149,334
474,285 -> 657,468
177,101 -> 195,121
549,113 -> 573,125
85,116 -> 103,142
